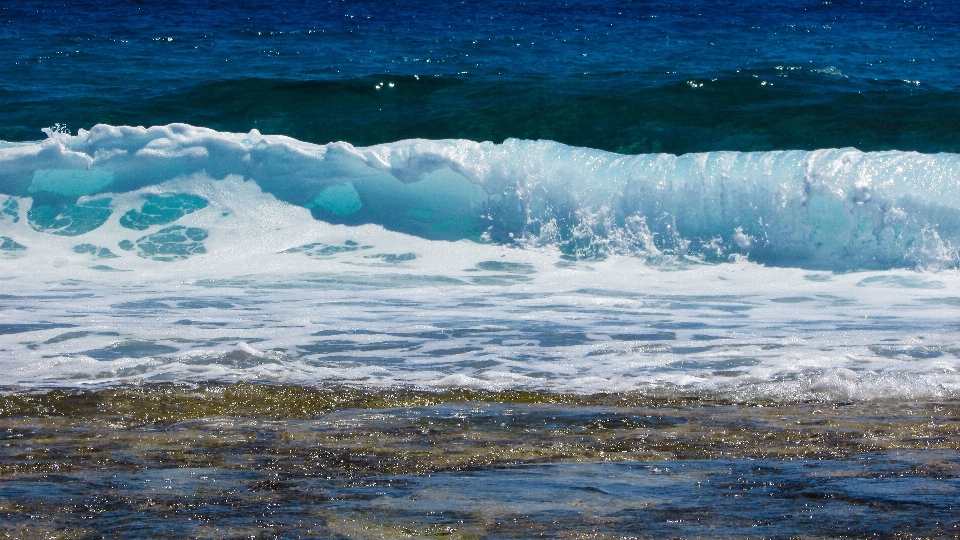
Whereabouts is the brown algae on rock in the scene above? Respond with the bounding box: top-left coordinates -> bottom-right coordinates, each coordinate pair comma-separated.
1,383 -> 959,537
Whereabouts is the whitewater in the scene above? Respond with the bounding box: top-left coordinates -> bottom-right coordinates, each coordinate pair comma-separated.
0,123 -> 956,400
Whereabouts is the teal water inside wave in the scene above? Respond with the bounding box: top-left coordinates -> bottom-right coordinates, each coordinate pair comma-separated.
5,127 -> 960,270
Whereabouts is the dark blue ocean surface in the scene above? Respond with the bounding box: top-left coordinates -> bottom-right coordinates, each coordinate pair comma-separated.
3,0 -> 960,153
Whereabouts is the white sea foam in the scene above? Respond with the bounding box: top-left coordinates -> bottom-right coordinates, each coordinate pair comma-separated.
3,123 -> 960,268
1,125 -> 960,401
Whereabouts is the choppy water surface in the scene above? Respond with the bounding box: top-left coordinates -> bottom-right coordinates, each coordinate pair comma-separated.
1,387 -> 959,537
0,384 -> 960,538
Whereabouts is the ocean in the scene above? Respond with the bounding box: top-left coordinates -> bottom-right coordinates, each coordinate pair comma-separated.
1,0 -> 959,537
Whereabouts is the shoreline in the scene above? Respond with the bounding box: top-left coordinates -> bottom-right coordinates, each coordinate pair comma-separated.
2,383 -> 959,537
3,382 -> 958,471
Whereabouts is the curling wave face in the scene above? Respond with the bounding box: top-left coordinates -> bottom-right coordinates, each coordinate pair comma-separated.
2,123 -> 960,269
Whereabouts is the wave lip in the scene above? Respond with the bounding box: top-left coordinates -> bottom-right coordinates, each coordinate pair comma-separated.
3,123 -> 960,270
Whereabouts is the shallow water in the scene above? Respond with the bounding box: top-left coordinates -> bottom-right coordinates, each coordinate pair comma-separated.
5,457 -> 959,538
2,385 -> 959,538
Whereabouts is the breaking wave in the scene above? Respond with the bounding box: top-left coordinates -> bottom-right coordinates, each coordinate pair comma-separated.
3,123 -> 960,269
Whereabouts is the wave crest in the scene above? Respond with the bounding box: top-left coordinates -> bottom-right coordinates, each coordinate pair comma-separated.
3,123 -> 960,269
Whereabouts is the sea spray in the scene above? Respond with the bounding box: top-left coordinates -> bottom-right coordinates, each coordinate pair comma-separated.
3,124 -> 960,269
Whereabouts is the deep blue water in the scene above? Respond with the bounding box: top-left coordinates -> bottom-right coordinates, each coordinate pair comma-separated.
3,0 -> 960,153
